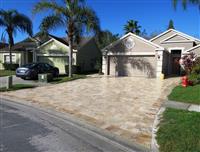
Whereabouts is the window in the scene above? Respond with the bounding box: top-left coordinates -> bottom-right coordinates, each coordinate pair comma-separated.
4,54 -> 16,63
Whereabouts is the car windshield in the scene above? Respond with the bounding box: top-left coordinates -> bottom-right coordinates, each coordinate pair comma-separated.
22,63 -> 37,68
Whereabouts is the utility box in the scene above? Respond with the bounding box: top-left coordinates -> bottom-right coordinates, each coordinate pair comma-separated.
38,73 -> 53,83
6,76 -> 13,89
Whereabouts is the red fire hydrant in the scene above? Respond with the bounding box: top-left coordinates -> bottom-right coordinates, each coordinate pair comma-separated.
182,76 -> 188,87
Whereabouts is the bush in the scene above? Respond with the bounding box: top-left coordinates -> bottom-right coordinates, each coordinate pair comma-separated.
189,57 -> 200,84
192,57 -> 200,73
65,65 -> 81,74
3,63 -> 19,70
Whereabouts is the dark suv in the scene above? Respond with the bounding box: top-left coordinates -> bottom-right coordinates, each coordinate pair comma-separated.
16,63 -> 59,80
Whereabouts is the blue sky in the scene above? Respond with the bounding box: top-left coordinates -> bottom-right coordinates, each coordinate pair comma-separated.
0,0 -> 199,43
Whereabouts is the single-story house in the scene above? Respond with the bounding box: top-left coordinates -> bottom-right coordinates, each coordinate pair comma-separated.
0,33 -> 101,73
102,29 -> 200,78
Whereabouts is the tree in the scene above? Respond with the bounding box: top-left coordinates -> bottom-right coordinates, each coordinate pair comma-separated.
95,30 -> 119,49
0,9 -> 33,65
168,19 -> 175,30
124,20 -> 141,35
173,0 -> 200,10
33,0 -> 100,77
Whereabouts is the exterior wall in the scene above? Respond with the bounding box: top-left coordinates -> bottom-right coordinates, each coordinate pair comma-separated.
160,42 -> 194,52
189,46 -> 200,57
166,35 -> 189,41
108,35 -> 156,54
151,30 -> 177,44
77,38 -> 101,72
0,51 -> 23,69
37,40 -> 71,73
108,55 -> 156,77
37,40 -> 69,55
37,56 -> 68,73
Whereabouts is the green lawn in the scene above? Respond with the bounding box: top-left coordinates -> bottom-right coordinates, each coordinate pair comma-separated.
0,84 -> 36,92
168,84 -> 200,104
0,70 -> 15,77
50,74 -> 86,84
157,108 -> 200,152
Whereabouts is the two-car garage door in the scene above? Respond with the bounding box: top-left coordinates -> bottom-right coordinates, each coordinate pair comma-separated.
108,56 -> 156,77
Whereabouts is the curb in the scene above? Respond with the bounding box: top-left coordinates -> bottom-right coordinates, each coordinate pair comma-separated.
163,100 -> 200,112
0,96 -> 150,152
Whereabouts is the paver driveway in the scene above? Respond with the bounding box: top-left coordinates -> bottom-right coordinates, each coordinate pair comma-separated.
1,76 -> 179,148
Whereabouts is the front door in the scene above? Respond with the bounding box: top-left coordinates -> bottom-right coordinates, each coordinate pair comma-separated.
28,52 -> 33,63
172,57 -> 180,75
171,50 -> 181,75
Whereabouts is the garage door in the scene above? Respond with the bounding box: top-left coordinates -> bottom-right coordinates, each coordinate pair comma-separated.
108,56 -> 156,77
37,56 -> 68,73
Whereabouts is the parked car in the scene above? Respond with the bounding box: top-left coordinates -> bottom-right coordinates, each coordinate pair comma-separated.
16,63 -> 59,80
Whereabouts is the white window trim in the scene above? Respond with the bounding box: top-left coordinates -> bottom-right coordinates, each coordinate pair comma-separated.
3,53 -> 17,63
168,47 -> 184,54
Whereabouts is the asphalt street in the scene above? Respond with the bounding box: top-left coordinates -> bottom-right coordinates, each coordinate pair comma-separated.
0,99 -> 142,152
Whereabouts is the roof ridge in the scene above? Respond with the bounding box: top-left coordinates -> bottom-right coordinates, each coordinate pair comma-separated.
150,29 -> 200,42
102,32 -> 164,52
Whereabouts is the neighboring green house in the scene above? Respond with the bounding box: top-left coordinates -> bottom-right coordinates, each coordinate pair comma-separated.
0,33 -> 101,73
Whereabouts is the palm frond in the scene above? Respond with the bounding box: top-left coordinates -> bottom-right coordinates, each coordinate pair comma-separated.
0,18 -> 6,27
39,14 -> 64,33
32,0 -> 65,15
13,13 -> 33,36
78,6 -> 100,35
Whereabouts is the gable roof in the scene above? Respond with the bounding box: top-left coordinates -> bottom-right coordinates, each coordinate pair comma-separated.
185,44 -> 200,52
102,32 -> 164,53
160,33 -> 195,44
0,32 -> 93,52
150,29 -> 200,43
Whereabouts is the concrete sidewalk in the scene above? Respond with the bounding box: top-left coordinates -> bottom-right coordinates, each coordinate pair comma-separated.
163,100 -> 200,112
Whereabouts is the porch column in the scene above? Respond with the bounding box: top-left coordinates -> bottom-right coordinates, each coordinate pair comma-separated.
25,51 -> 28,64
33,49 -> 37,62
156,50 -> 163,78
102,56 -> 107,75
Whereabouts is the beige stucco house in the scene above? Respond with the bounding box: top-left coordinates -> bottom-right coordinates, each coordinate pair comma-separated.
0,33 -> 101,73
102,29 -> 200,78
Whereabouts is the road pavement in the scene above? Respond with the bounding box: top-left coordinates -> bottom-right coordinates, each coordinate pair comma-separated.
0,99 -> 142,152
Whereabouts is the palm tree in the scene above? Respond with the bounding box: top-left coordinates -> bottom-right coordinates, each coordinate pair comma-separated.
173,0 -> 200,10
124,20 -> 141,35
33,0 -> 100,78
0,9 -> 33,65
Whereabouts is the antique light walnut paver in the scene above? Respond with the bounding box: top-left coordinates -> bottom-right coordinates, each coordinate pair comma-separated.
1,77 -> 179,148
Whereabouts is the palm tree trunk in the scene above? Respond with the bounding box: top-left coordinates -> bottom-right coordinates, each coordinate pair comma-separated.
8,44 -> 12,65
68,36 -> 73,78
8,32 -> 14,67
68,23 -> 73,78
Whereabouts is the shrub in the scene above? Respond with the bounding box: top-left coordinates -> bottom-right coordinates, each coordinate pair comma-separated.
3,63 -> 19,70
65,65 -> 81,74
192,57 -> 200,74
189,57 -> 200,84
94,60 -> 103,74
